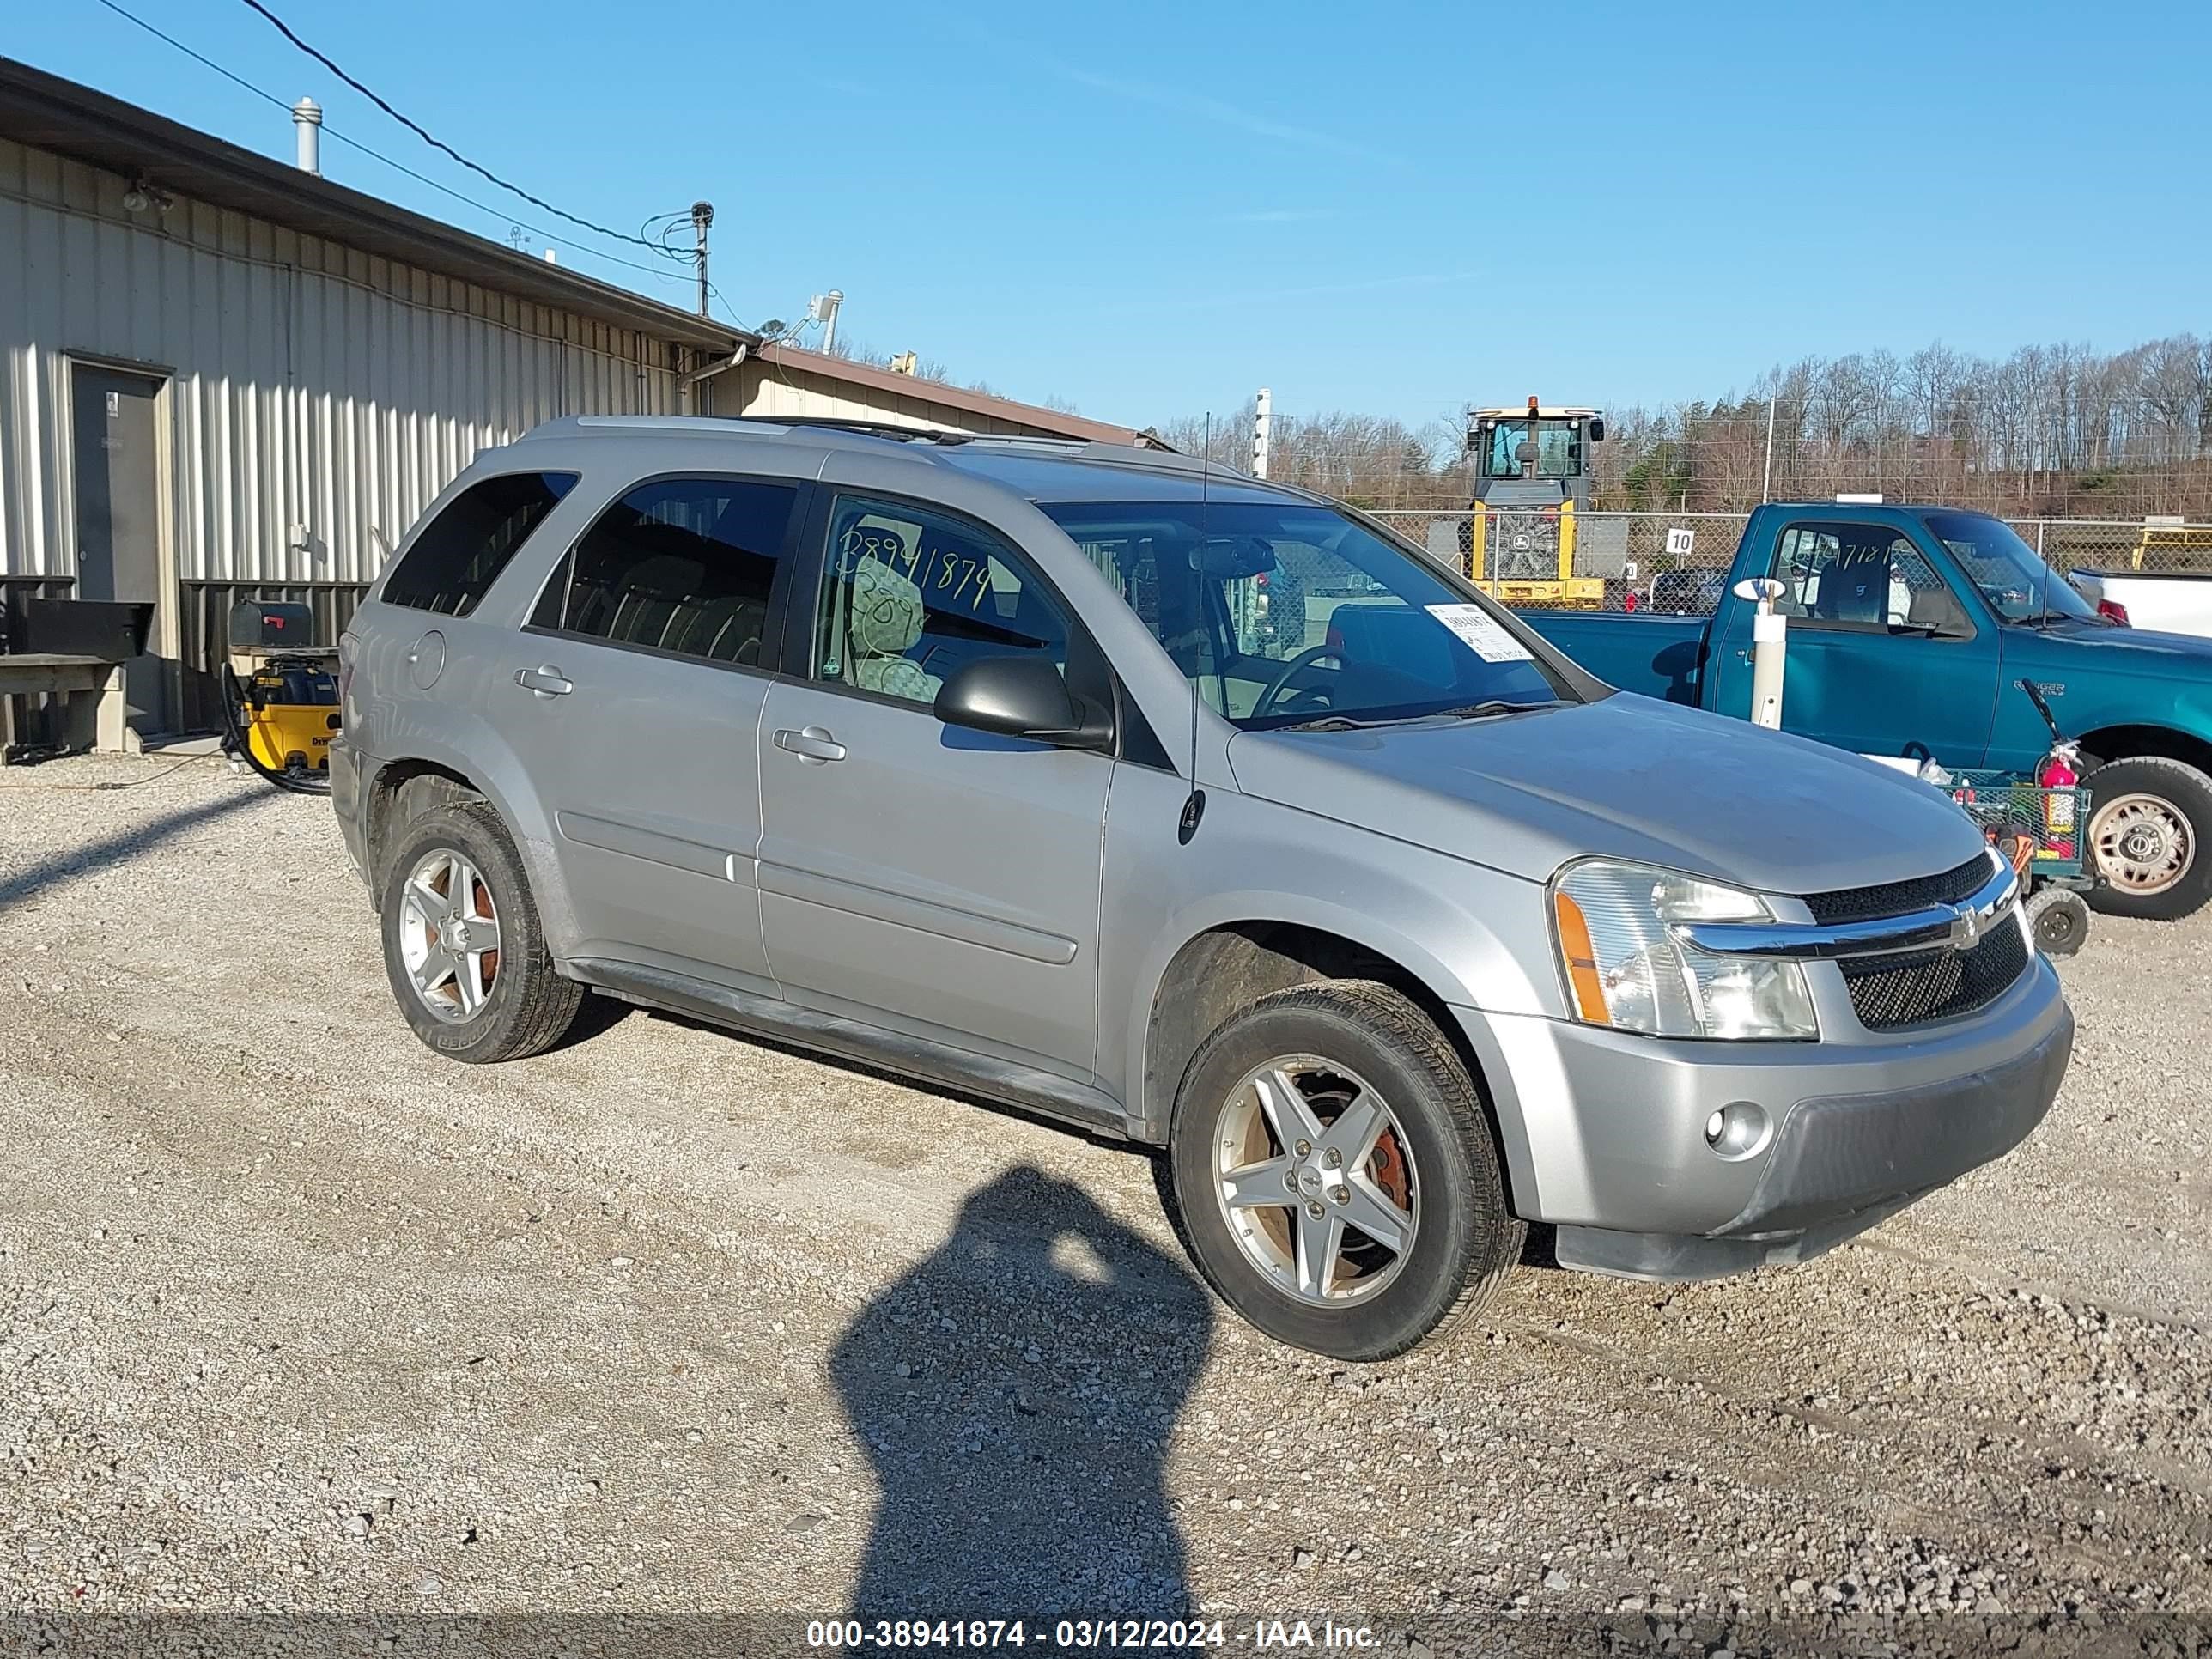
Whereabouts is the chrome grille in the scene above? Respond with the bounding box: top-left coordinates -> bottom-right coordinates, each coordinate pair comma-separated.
1838,921 -> 2030,1030
1802,854 -> 1993,926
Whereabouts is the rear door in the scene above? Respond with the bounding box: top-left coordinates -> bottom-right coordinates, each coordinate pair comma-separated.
501,473 -> 804,990
756,486 -> 1113,1078
1709,517 -> 1999,765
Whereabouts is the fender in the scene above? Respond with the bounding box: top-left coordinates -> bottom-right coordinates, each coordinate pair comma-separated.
1100,771 -> 1559,1141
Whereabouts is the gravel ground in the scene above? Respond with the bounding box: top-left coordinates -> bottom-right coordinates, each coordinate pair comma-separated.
1,755 -> 2208,1656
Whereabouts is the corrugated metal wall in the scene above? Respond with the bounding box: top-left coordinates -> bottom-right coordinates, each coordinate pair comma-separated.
0,135 -> 682,593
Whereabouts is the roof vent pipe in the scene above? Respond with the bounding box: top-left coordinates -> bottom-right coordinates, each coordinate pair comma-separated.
291,97 -> 323,175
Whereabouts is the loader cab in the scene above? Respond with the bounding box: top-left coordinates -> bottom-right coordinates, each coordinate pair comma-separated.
1468,400 -> 1605,512
1456,399 -> 1609,605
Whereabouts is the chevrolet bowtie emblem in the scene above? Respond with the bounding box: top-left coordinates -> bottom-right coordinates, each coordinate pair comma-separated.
1948,906 -> 1984,950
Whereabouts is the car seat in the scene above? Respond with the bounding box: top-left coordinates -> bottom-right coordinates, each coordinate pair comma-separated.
845,556 -> 939,701
607,549 -> 706,649
1810,544 -> 1887,624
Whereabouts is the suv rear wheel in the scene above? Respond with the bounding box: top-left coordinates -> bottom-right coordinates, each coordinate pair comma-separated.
1157,981 -> 1523,1361
379,804 -> 583,1061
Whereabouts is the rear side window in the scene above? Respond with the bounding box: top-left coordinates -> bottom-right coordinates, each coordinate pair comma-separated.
532,477 -> 797,669
380,471 -> 576,617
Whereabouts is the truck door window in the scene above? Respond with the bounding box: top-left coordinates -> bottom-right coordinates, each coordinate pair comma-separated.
814,494 -> 1071,708
1771,523 -> 1956,633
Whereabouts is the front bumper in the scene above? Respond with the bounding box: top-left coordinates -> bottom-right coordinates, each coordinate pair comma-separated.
1453,951 -> 2073,1280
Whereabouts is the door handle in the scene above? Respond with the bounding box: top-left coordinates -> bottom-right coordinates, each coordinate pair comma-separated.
514,665 -> 573,697
774,725 -> 846,763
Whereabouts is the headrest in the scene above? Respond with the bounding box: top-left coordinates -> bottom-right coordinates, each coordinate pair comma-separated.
848,556 -> 928,658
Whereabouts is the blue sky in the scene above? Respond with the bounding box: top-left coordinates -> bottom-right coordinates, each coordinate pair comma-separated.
14,0 -> 2209,432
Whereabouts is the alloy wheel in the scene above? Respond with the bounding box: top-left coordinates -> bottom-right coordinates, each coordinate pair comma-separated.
396,848 -> 502,1022
1210,1054 -> 1419,1307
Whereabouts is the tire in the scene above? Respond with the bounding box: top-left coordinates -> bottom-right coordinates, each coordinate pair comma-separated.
1155,980 -> 1523,1362
2082,756 -> 2212,921
2025,886 -> 2091,957
379,802 -> 584,1062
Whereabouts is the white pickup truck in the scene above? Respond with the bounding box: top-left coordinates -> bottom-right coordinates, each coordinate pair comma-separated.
2069,568 -> 2212,639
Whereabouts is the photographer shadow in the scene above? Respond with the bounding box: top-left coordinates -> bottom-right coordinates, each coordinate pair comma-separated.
831,1164 -> 1213,1617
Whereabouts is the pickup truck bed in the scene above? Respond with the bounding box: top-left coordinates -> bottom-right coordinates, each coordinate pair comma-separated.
1520,612 -> 1707,703
2068,568 -> 2212,639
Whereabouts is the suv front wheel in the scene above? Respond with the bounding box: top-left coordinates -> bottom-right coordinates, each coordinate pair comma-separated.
379,804 -> 583,1062
1158,981 -> 1524,1361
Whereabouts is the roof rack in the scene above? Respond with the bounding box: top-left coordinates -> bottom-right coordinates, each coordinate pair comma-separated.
722,415 -> 975,446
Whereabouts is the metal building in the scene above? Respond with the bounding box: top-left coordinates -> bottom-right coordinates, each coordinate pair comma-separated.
0,58 -> 1134,740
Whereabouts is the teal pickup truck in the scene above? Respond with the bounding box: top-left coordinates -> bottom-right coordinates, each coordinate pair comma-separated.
1516,502 -> 2212,920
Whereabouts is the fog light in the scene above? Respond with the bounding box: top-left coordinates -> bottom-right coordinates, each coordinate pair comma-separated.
1703,1101 -> 1771,1161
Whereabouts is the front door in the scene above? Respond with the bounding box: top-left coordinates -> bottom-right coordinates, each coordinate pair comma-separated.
757,489 -> 1111,1078
1710,517 -> 1999,766
504,472 -> 803,990
71,365 -> 167,733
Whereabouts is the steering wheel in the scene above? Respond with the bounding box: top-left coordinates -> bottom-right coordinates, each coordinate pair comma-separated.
1253,646 -> 1346,720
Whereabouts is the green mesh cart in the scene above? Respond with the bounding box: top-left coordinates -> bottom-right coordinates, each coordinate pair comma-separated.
1943,768 -> 2093,957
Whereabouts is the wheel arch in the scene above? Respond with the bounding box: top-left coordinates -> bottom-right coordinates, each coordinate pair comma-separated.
363,746 -> 573,946
2075,722 -> 2212,776
366,760 -> 482,898
1133,915 -> 1529,1218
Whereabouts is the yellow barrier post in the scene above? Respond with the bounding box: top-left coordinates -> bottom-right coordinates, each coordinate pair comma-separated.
1556,499 -> 1577,583
1468,502 -> 1488,586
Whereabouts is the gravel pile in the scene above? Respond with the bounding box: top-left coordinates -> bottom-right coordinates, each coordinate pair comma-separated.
1,756 -> 2207,1655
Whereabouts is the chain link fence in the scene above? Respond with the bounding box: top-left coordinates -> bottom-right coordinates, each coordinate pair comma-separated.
1374,510 -> 2212,613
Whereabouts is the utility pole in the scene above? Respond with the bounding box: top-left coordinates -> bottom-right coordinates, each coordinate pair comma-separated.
1761,392 -> 1778,504
690,201 -> 714,319
1251,388 -> 1272,480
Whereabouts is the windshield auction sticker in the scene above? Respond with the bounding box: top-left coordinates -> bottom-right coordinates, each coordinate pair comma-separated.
1425,603 -> 1534,662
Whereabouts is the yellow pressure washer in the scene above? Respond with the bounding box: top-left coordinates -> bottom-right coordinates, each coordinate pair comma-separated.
222,600 -> 339,794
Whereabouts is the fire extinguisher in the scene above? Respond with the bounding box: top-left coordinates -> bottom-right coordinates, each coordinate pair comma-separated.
2039,738 -> 2081,861
2013,678 -> 2081,861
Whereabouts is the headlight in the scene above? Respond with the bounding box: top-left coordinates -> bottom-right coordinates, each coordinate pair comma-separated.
1551,860 -> 1818,1041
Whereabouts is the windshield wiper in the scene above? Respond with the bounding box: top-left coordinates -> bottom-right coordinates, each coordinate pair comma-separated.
1436,699 -> 1563,720
1276,699 -> 1560,733
1276,714 -> 1410,732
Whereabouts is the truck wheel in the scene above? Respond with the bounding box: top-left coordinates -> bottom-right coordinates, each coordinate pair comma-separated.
2084,757 -> 2212,921
2025,886 -> 2091,957
379,803 -> 583,1062
1156,981 -> 1523,1362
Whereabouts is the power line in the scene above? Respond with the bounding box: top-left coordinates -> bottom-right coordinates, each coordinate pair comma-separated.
85,0 -> 720,295
232,0 -> 682,261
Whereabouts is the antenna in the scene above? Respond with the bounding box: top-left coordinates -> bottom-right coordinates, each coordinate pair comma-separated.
1177,414 -> 1212,845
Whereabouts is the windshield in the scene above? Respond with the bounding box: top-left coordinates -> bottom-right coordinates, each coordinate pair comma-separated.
1479,419 -> 1583,480
1923,510 -> 2100,624
1041,500 -> 1577,731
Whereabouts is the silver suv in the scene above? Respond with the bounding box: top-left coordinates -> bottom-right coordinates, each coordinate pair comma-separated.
332,417 -> 2073,1359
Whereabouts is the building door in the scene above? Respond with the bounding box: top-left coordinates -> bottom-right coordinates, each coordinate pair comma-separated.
71,365 -> 167,734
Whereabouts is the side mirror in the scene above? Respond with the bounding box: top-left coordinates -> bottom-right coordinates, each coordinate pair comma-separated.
1903,586 -> 1973,640
1586,417 -> 1606,443
933,655 -> 1108,749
